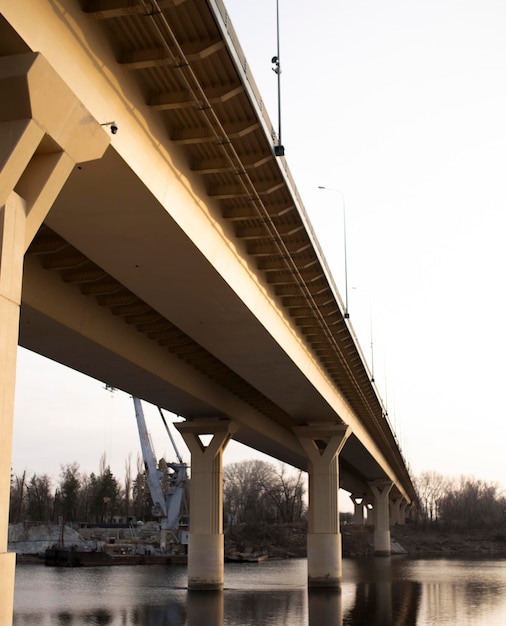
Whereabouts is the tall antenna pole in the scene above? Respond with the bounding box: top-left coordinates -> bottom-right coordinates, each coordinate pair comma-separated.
369,297 -> 375,381
272,0 -> 284,156
318,186 -> 349,318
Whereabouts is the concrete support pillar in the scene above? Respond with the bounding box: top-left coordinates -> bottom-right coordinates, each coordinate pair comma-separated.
399,501 -> 408,525
176,419 -> 238,590
390,497 -> 402,526
407,502 -> 419,523
0,193 -> 25,626
369,480 -> 394,556
0,52 -> 108,626
365,502 -> 375,526
293,423 -> 351,588
350,494 -> 365,526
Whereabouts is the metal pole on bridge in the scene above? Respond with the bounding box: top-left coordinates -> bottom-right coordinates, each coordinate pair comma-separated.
318,186 -> 350,318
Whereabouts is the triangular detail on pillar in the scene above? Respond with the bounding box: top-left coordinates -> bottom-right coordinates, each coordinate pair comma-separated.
197,434 -> 213,448
292,424 -> 351,466
309,437 -> 332,457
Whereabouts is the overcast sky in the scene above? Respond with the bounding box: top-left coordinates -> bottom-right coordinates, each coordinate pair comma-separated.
12,0 -> 506,494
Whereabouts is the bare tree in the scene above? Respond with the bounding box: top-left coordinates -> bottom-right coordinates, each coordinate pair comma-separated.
264,465 -> 305,523
224,460 -> 306,525
26,474 -> 53,522
123,453 -> 132,520
132,453 -> 152,521
9,471 -> 26,523
415,471 -> 449,522
439,476 -> 505,528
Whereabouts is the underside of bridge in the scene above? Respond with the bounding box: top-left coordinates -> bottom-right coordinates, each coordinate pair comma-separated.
0,0 -> 416,504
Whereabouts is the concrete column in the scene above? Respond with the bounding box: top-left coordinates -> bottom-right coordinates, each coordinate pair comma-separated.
0,52 -> 108,626
369,480 -> 393,556
399,501 -> 408,525
365,502 -> 375,527
176,419 -> 238,590
390,497 -> 402,526
0,193 -> 26,626
293,423 -> 351,588
350,494 -> 365,526
406,502 -> 419,523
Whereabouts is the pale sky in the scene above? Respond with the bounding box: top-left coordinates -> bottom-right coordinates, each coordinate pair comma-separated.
12,0 -> 506,494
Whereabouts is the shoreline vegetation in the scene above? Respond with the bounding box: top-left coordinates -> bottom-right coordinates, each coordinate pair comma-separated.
10,461 -> 506,562
344,524 -> 506,558
226,521 -> 506,559
10,521 -> 506,563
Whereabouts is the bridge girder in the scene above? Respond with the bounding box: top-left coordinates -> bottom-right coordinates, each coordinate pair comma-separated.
0,0 -> 417,505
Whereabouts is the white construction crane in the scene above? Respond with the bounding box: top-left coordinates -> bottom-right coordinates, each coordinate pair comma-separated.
133,397 -> 189,551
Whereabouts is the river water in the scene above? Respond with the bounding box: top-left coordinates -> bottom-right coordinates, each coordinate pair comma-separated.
13,556 -> 506,625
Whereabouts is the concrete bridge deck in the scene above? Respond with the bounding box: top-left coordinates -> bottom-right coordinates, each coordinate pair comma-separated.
0,0 -> 417,614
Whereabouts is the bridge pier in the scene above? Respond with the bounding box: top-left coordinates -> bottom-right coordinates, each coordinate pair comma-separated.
0,52 -> 108,625
369,480 -> 394,556
350,493 -> 366,526
399,500 -> 408,525
294,424 -> 350,587
175,419 -> 238,590
390,496 -> 403,526
365,500 -> 375,526
0,192 -> 22,626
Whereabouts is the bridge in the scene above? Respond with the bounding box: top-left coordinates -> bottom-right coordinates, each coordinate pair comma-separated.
0,0 -> 417,618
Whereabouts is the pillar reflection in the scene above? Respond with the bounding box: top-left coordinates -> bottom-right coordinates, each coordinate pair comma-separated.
308,588 -> 343,626
344,557 -> 422,625
187,589 -> 224,626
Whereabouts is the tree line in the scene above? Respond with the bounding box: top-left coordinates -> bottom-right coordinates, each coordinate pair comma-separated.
9,453 -> 153,525
415,471 -> 506,528
10,458 -> 505,529
9,456 -> 307,526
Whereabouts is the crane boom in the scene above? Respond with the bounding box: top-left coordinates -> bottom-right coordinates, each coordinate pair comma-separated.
158,406 -> 183,464
133,397 -> 167,518
133,397 -> 189,551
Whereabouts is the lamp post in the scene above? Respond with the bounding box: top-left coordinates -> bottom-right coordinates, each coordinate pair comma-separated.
318,186 -> 349,318
352,286 -> 375,382
272,0 -> 284,156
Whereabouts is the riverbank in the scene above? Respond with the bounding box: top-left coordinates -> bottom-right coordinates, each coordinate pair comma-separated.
390,524 -> 506,557
225,522 -> 506,559
225,524 -> 506,558
8,520 -> 166,560
10,521 -> 506,561
342,523 -> 506,557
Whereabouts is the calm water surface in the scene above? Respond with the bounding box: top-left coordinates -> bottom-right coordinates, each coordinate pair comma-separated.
13,556 -> 506,625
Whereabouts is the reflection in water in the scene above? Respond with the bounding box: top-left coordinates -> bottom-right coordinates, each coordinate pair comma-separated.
415,559 -> 506,625
308,589 -> 342,626
345,580 -> 421,625
187,591 -> 222,626
130,603 -> 187,626
224,589 -> 306,626
12,556 -> 506,625
81,609 -> 114,625
344,557 -> 422,625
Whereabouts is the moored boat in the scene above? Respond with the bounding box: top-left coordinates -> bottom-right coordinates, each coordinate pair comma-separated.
44,545 -> 186,567
225,550 -> 268,563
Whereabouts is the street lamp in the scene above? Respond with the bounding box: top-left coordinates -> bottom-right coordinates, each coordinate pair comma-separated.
272,0 -> 284,156
318,186 -> 349,318
352,286 -> 375,382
